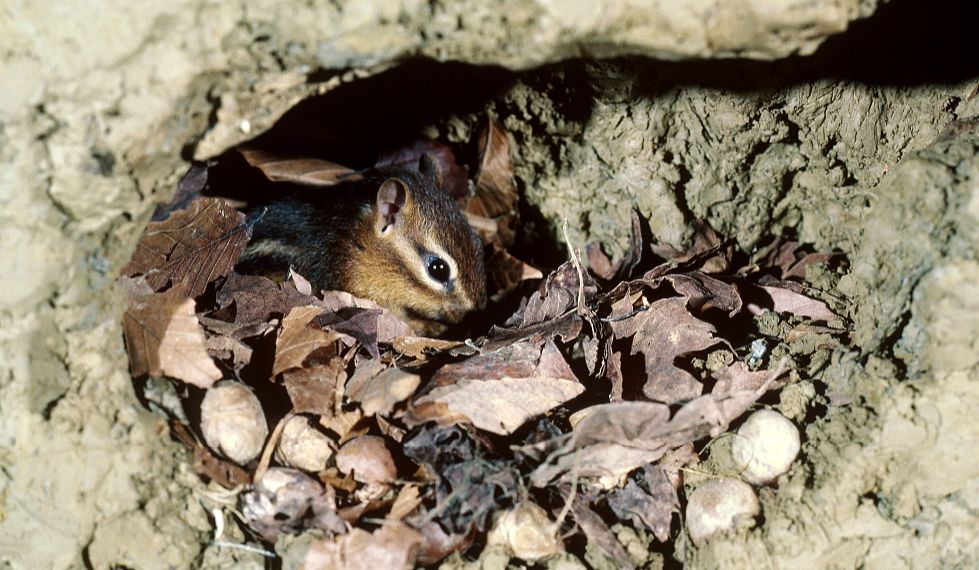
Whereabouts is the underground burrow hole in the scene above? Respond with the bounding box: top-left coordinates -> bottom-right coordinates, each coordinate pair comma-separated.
120,59 -> 856,567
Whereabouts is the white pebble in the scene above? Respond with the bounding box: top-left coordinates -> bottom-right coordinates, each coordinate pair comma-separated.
732,409 -> 801,484
274,415 -> 336,472
685,478 -> 760,545
200,381 -> 268,464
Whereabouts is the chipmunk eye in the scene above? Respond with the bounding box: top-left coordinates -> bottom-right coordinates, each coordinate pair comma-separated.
426,256 -> 451,283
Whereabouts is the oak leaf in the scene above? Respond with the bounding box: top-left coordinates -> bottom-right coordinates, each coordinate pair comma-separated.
124,198 -> 252,297
122,278 -> 222,388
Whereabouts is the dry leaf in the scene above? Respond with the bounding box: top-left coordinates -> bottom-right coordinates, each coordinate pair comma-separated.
406,376 -> 584,435
282,364 -> 346,416
347,364 -> 421,417
572,498 -> 635,570
660,272 -> 742,316
171,421 -> 251,488
273,306 -> 342,376
239,147 -> 361,186
124,198 -> 252,297
586,210 -> 644,281
389,485 -> 422,521
526,371 -> 777,486
391,336 -> 464,359
304,523 -> 424,570
122,280 -> 222,388
433,339 -> 576,386
241,467 -> 344,543
746,284 -> 837,322
152,164 -> 208,222
610,297 -> 722,404
469,118 -> 517,219
215,272 -> 316,326
607,465 -> 679,542
486,245 -> 543,300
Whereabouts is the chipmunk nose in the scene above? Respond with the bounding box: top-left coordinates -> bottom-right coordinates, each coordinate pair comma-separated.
440,301 -> 477,322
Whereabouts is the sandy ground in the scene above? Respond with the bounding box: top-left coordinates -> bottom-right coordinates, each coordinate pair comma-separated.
1,0 -> 977,568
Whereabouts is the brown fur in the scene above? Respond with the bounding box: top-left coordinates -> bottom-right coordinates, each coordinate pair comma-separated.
237,157 -> 486,335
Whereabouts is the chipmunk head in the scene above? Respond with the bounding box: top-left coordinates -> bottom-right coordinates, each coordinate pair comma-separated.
346,153 -> 487,336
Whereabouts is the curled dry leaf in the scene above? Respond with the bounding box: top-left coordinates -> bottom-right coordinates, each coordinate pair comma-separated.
346,363 -> 421,417
241,467 -> 345,543
273,306 -> 342,376
469,118 -> 517,220
405,375 -> 584,436
171,420 -> 251,488
304,523 -> 424,570
607,465 -> 679,542
525,371 -> 779,486
572,498 -> 636,570
121,279 -> 222,388
335,435 -> 397,484
123,197 -> 252,297
239,147 -> 362,186
744,284 -> 837,322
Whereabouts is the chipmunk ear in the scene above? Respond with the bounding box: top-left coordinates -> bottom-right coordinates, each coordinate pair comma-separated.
418,152 -> 444,187
376,178 -> 408,235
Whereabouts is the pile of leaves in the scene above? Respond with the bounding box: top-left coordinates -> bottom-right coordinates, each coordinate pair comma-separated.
121,119 -> 847,568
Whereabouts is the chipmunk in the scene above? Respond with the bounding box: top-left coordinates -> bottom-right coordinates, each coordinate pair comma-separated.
236,153 -> 487,336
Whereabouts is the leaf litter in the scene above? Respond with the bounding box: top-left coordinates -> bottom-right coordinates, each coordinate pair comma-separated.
121,117 -> 851,567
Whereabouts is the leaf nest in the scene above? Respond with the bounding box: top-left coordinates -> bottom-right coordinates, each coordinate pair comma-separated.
122,119 -> 850,568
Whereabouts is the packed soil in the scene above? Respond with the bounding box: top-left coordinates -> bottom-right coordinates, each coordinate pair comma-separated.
1,1 -> 978,568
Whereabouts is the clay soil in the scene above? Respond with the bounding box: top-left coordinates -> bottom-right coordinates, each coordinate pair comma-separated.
1,1 -> 978,568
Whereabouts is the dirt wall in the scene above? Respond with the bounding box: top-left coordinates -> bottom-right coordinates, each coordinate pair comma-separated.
2,1 -> 977,568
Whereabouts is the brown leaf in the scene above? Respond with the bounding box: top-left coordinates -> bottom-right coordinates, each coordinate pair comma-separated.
336,435 -> 397,484
611,297 -> 721,404
432,339 -> 576,386
526,370 -> 779,486
607,465 -> 679,542
122,280 -> 222,388
469,118 -> 517,219
320,291 -> 414,343
171,421 -> 251,489
215,271 -> 317,326
388,485 -> 423,521
586,210 -> 644,281
346,364 -> 421,417
273,306 -> 342,376
660,272 -> 742,316
572,498 -> 635,570
486,245 -> 543,300
239,147 -> 361,186
784,252 -> 845,279
152,164 -> 208,222
304,523 -> 423,570
123,197 -> 252,297
391,336 -> 465,360
282,364 -> 346,416
405,375 -> 584,436
414,520 -> 476,566
710,361 -> 780,395
519,261 -> 598,327
745,284 -> 837,322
